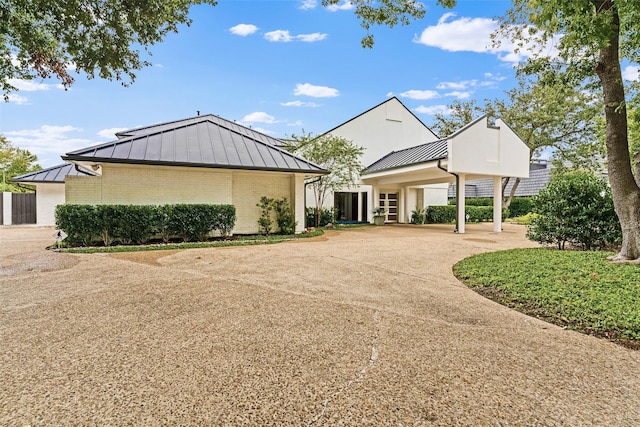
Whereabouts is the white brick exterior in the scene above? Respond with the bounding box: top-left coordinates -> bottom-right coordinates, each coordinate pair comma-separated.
65,163 -> 306,234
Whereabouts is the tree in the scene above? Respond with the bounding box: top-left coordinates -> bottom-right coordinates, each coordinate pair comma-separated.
430,100 -> 483,137
0,135 -> 40,192
284,133 -> 364,227
2,0 -> 216,96
497,1 -> 640,261
486,75 -> 603,207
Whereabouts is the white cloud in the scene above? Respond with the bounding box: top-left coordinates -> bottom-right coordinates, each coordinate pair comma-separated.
264,30 -> 327,43
242,112 -> 278,124
281,100 -> 321,107
297,32 -> 328,42
445,91 -> 472,99
265,30 -> 293,42
97,128 -> 129,139
4,125 -> 94,166
436,80 -> 477,90
414,13 -> 558,65
229,24 -> 259,36
294,83 -> 339,98
288,120 -> 304,127
7,93 -> 29,105
399,89 -> 440,100
326,1 -> 354,11
7,78 -> 58,92
300,0 -> 317,10
414,105 -> 451,115
623,65 -> 639,81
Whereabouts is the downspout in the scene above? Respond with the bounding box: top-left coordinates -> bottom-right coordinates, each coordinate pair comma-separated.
437,159 -> 459,233
73,164 -> 94,176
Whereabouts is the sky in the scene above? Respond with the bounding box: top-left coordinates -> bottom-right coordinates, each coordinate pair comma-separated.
1,0 -> 639,168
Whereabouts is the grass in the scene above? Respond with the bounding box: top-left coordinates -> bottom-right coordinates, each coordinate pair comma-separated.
59,228 -> 325,254
453,248 -> 640,348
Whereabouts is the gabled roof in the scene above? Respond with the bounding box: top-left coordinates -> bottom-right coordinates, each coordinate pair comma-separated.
448,167 -> 551,198
321,96 -> 438,139
11,163 -> 96,184
63,115 -> 327,175
364,139 -> 448,174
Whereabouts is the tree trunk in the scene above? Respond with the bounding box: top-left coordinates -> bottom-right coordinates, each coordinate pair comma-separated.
504,177 -> 521,209
595,1 -> 640,260
501,177 -> 510,205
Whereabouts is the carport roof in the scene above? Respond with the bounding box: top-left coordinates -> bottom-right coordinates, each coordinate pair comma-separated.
11,163 -> 96,183
364,139 -> 448,174
63,115 -> 328,175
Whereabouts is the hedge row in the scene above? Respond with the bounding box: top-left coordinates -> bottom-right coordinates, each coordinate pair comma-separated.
426,205 -> 508,224
448,197 -> 534,218
55,204 -> 236,247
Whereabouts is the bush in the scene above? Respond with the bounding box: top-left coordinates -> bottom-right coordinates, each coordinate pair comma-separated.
448,197 -> 493,206
305,207 -> 336,227
426,205 -> 508,224
55,204 -> 236,247
526,170 -> 621,250
410,207 -> 427,224
257,197 -> 297,235
507,197 -> 534,218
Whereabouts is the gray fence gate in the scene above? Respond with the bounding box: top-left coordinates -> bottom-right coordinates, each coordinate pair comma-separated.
11,193 -> 36,224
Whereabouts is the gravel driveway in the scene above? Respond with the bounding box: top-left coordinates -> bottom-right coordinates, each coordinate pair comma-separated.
1,224 -> 639,426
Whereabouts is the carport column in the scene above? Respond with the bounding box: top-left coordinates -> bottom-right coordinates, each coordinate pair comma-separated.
2,192 -> 11,225
457,174 -> 465,234
493,177 -> 502,233
399,187 -> 405,223
357,191 -> 363,222
372,186 -> 380,223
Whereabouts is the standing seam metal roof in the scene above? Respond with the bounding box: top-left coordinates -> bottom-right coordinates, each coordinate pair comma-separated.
364,139 -> 448,174
11,163 -> 96,183
63,115 -> 327,174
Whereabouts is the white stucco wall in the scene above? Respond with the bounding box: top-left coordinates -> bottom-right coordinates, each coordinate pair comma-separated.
328,97 -> 440,166
36,183 -> 66,226
447,116 -> 529,178
422,184 -> 449,207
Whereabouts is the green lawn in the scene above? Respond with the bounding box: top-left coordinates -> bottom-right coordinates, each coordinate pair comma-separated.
453,248 -> 640,348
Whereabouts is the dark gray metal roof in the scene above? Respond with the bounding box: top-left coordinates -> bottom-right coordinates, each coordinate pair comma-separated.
364,139 -> 448,174
448,167 -> 551,198
115,114 -> 287,147
64,115 -> 327,174
11,163 -> 96,183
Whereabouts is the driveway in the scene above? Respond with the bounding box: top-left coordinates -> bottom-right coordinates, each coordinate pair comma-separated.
1,224 -> 639,426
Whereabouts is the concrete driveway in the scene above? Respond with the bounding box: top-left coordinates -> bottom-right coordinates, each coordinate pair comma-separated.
1,224 -> 639,426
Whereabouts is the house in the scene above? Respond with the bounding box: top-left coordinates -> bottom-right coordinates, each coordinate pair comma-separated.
317,97 -> 448,223
361,114 -> 530,233
9,163 -> 97,226
312,97 -> 530,232
13,115 -> 328,233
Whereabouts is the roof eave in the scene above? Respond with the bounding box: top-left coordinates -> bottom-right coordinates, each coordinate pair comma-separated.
62,156 -> 329,175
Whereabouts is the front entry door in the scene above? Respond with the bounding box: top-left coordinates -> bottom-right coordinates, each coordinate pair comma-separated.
379,193 -> 398,222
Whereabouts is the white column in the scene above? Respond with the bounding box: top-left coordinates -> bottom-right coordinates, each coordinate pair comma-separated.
372,187 -> 380,224
293,174 -> 306,233
493,176 -> 502,233
357,191 -> 363,222
457,174 -> 465,234
2,192 -> 12,225
399,188 -> 406,223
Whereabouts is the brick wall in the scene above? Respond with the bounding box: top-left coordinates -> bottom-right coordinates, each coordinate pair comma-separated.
65,163 -> 302,234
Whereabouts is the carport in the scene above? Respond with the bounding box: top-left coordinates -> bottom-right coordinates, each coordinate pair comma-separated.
360,116 -> 530,233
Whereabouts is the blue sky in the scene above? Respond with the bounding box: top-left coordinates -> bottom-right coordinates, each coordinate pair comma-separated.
2,0 -> 638,168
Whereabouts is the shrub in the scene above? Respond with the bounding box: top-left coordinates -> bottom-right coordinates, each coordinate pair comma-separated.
426,205 -> 456,223
448,197 -> 493,206
526,170 -> 621,250
273,198 -> 297,235
507,197 -> 534,218
55,204 -> 99,246
410,207 -> 427,224
55,204 -> 236,246
305,207 -> 336,227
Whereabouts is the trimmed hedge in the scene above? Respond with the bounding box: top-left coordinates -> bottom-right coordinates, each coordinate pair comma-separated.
448,197 -> 534,218
426,205 -> 509,224
56,204 -> 236,246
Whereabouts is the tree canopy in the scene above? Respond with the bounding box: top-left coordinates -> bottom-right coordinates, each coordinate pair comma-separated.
283,132 -> 364,227
1,0 -> 216,96
0,135 -> 40,192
